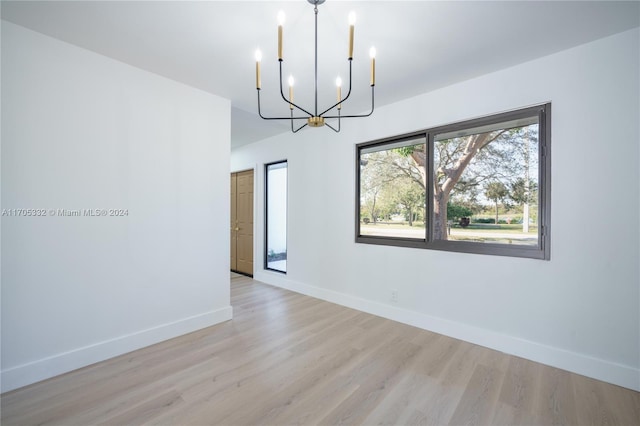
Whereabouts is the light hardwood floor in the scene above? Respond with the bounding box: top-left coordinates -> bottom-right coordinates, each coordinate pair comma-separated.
2,275 -> 639,425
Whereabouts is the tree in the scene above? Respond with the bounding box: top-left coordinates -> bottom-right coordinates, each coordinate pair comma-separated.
360,153 -> 394,223
361,182 -> 381,223
361,148 -> 426,225
510,178 -> 538,205
365,125 -> 535,238
393,181 -> 424,226
485,181 -> 509,224
446,202 -> 473,221
406,130 -> 510,239
510,177 -> 538,232
391,134 -> 506,237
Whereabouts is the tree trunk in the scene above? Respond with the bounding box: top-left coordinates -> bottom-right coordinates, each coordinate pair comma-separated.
434,190 -> 449,240
410,150 -> 427,189
495,202 -> 499,225
370,193 -> 377,224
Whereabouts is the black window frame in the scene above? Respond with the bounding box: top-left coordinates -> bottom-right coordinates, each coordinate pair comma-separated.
264,160 -> 288,273
355,103 -> 551,260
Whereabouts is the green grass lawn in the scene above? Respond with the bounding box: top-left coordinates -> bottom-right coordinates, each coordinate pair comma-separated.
363,221 -> 426,229
454,224 -> 538,234
361,221 -> 538,245
363,221 -> 537,234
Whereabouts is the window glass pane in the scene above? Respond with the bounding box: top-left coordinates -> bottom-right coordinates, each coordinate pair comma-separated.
433,118 -> 539,246
266,161 -> 287,272
359,137 -> 427,239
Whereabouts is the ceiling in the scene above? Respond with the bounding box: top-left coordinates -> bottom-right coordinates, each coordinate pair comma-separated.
2,1 -> 639,148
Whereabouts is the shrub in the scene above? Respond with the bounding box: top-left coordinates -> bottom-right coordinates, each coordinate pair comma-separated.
473,218 -> 495,224
447,203 -> 473,220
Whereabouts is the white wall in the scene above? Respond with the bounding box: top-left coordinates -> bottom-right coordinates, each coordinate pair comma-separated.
232,28 -> 640,391
1,22 -> 232,392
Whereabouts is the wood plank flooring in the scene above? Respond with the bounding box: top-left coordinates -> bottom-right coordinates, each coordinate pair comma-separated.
2,275 -> 639,425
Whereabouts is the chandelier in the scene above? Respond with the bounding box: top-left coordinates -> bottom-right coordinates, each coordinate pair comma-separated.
254,0 -> 376,133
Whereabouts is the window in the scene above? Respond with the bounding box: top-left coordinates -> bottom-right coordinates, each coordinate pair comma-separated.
265,161 -> 288,272
356,104 -> 550,259
359,135 -> 427,241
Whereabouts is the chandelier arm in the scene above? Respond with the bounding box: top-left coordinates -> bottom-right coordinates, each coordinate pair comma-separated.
325,110 -> 340,132
325,122 -> 339,132
291,110 -> 309,133
257,90 -> 311,120
278,61 -> 314,117
324,86 -> 374,119
318,60 -> 353,117
292,123 -> 308,132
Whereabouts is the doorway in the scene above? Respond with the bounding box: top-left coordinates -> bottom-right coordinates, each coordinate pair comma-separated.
230,169 -> 254,276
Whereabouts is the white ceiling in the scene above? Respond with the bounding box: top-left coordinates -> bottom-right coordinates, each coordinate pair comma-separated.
2,1 -> 639,148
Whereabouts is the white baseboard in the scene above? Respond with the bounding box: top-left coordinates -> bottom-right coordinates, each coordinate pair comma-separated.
256,271 -> 640,392
1,306 -> 233,393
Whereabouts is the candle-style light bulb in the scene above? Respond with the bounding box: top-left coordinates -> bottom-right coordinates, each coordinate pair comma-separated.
369,46 -> 376,86
255,49 -> 262,89
336,76 -> 342,110
348,11 -> 356,60
277,11 -> 285,61
288,75 -> 294,109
